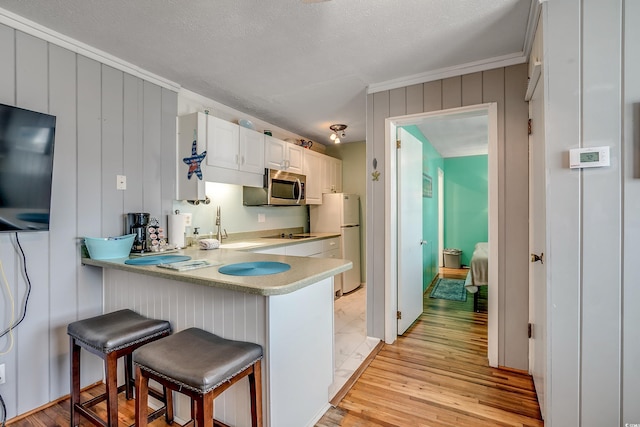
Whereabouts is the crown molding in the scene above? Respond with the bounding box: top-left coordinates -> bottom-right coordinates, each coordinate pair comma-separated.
0,7 -> 181,92
367,52 -> 526,94
522,0 -> 542,58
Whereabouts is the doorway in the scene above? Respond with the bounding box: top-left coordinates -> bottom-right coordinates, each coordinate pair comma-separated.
384,103 -> 499,367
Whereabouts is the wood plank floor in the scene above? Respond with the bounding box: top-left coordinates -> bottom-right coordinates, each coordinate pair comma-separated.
8,268 -> 542,427
316,267 -> 543,427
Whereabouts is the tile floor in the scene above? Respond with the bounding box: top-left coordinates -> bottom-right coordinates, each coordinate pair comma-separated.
329,285 -> 380,398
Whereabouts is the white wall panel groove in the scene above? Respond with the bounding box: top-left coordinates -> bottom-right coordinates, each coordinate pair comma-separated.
0,23 -> 177,420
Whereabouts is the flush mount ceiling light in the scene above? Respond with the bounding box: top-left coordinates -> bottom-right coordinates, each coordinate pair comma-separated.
329,124 -> 347,144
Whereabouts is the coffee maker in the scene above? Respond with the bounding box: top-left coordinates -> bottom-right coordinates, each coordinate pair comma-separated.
126,212 -> 150,253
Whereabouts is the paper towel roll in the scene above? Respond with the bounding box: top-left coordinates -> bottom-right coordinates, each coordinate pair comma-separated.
168,214 -> 186,248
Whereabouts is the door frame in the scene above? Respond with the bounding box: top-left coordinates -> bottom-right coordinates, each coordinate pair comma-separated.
384,103 -> 499,367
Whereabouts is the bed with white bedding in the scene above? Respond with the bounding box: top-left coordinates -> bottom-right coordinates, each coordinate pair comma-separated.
465,242 -> 488,310
465,242 -> 489,292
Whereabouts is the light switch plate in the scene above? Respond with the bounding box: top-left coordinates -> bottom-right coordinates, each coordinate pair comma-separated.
258,213 -> 266,223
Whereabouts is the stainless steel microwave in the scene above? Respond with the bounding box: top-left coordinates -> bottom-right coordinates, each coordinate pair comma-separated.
243,169 -> 306,206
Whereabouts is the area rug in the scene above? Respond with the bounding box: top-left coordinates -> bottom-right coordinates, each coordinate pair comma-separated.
429,278 -> 467,302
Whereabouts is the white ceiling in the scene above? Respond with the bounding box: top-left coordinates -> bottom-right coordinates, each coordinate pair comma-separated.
0,0 -> 535,146
416,111 -> 489,158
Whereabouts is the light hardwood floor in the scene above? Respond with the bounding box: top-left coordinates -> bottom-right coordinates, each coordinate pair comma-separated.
316,267 -> 542,426
7,268 -> 541,427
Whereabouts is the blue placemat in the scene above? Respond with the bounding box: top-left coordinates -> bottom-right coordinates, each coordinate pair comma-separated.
125,255 -> 191,265
218,261 -> 291,276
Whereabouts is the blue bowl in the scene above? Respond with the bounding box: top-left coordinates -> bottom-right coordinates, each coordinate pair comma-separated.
84,234 -> 135,260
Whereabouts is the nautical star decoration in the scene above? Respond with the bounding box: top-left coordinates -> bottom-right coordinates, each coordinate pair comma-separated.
183,130 -> 207,180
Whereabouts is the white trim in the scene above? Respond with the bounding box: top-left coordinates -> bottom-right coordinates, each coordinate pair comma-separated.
523,0 -> 542,58
525,61 -> 542,101
0,7 -> 181,92
384,103 -> 499,366
368,53 -> 526,94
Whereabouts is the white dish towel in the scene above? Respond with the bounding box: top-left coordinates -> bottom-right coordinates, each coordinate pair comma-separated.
199,239 -> 220,250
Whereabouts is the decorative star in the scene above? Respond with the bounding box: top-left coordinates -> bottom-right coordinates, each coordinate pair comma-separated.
183,139 -> 207,180
371,171 -> 380,181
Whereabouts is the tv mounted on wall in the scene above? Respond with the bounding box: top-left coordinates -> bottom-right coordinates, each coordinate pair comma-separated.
0,103 -> 56,232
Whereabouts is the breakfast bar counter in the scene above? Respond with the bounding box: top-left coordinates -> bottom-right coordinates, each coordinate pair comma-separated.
82,244 -> 351,296
83,244 -> 351,427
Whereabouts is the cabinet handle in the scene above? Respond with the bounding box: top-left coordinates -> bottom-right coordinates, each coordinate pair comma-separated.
240,155 -> 245,165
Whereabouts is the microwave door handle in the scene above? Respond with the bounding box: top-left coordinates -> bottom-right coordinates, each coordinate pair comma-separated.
295,178 -> 302,204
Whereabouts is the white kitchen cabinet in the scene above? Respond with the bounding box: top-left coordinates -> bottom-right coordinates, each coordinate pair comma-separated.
207,115 -> 265,174
303,149 -> 324,205
206,115 -> 240,170
310,237 -> 342,294
265,135 -> 303,174
322,156 -> 342,194
239,126 -> 266,174
177,112 -> 263,197
177,112 -> 208,201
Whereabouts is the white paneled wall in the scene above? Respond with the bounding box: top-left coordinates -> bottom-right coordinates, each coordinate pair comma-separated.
366,65 -> 529,369
0,23 -> 177,419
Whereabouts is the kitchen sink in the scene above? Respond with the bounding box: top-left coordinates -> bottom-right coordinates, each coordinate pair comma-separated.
262,233 -> 316,239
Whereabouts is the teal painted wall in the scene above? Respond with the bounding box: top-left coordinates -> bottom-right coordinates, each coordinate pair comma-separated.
403,126 -> 443,291
443,155 -> 488,266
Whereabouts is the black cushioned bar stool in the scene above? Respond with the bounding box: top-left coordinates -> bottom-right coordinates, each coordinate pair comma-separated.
134,327 -> 263,427
67,309 -> 172,427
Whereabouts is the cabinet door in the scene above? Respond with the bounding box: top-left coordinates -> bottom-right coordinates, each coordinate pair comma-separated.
303,150 -> 323,204
239,127 -> 265,174
177,112 -> 207,200
207,115 -> 240,170
321,155 -> 333,194
265,135 -> 287,170
286,144 -> 304,174
333,157 -> 343,193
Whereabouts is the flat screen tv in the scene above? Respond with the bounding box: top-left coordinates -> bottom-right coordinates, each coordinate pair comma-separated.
0,103 -> 56,232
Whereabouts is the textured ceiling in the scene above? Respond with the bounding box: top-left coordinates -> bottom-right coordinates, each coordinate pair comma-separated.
0,0 -> 534,146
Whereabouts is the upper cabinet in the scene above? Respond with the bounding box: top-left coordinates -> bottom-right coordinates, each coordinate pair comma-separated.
265,135 -> 303,174
176,112 -> 264,200
303,149 -> 324,205
322,155 -> 342,194
206,115 -> 265,174
177,113 -> 208,201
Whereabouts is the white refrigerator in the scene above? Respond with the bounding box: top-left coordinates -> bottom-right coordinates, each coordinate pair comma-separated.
310,193 -> 362,294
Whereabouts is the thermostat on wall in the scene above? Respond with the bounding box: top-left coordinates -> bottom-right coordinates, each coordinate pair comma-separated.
569,146 -> 610,169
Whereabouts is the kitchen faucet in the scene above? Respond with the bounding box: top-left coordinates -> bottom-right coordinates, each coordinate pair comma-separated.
215,206 -> 228,241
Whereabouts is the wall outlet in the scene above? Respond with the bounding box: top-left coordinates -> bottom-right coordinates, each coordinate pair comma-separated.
116,175 -> 127,190
0,363 -> 5,384
258,213 -> 265,223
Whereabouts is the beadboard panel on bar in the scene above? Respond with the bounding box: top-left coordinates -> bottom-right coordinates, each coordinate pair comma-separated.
0,22 -> 177,420
104,270 -> 267,427
366,63 -> 529,370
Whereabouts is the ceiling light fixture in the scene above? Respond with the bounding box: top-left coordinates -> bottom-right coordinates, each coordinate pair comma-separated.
329,124 -> 347,144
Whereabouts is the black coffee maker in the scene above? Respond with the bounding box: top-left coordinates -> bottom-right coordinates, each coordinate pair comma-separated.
126,212 -> 150,253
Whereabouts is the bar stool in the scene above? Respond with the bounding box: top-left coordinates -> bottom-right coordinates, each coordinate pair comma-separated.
67,309 -> 172,427
133,327 -> 263,427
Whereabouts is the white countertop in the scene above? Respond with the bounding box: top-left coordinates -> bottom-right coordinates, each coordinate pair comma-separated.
82,233 -> 349,296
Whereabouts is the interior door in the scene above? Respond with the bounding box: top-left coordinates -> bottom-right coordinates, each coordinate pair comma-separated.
397,128 -> 424,334
529,74 -> 547,418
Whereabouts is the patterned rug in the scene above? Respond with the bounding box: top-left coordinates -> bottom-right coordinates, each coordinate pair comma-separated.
429,278 -> 467,302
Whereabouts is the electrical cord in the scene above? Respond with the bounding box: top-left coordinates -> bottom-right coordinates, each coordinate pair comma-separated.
0,233 -> 31,338
0,392 -> 5,427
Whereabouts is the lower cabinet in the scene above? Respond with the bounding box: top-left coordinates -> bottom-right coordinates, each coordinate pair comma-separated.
253,238 -> 342,294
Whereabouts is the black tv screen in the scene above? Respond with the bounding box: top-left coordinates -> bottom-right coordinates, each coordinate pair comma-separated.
0,103 -> 56,232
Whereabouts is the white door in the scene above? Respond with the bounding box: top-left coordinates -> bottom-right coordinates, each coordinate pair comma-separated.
529,74 -> 547,418
397,128 -> 424,334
